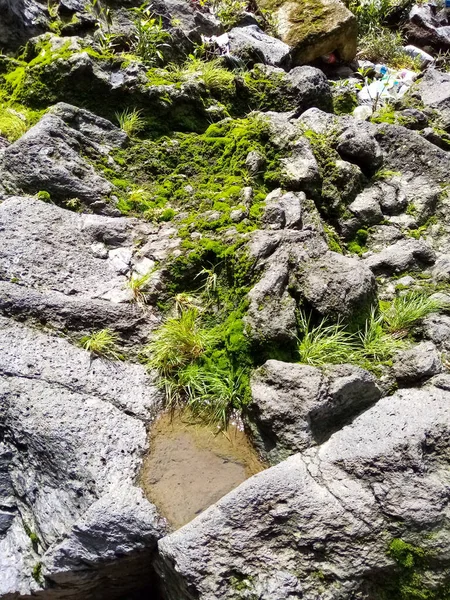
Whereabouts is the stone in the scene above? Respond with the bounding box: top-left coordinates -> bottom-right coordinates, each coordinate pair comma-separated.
256,0 -> 357,65
0,104 -> 126,210
336,125 -> 383,175
228,25 -> 291,67
0,197 -> 157,341
249,360 -> 381,463
288,66 -> 333,114
279,137 -> 321,193
363,238 -> 436,275
415,69 -> 450,131
262,189 -> 303,230
245,150 -> 266,175
393,341 -> 442,385
406,4 -> 450,53
0,0 -> 48,51
347,187 -> 384,226
398,107 -> 429,130
157,386 -> 450,599
0,316 -> 166,598
296,251 -> 377,322
422,313 -> 450,351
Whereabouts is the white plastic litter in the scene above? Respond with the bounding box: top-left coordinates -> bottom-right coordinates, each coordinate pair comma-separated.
404,45 -> 434,66
358,65 -> 418,106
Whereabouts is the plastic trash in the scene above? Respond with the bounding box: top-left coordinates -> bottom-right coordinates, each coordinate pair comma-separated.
357,65 -> 418,106
404,45 -> 434,67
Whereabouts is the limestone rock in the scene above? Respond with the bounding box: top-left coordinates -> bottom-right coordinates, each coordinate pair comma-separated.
256,0 -> 357,65
249,360 -> 381,463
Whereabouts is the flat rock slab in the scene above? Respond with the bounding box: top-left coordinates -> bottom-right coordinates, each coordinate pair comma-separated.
0,317 -> 165,598
0,196 -> 159,339
157,386 -> 450,600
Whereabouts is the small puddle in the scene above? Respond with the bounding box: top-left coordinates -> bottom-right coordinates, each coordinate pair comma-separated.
140,410 -> 265,529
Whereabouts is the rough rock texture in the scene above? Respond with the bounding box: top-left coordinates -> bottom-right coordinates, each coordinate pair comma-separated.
228,25 -> 291,67
248,360 -> 381,463
0,316 -> 166,598
256,0 -> 357,65
406,4 -> 450,54
158,386 -> 450,600
0,196 -> 165,341
0,0 -> 49,51
363,238 -> 436,275
0,103 -> 125,211
296,251 -> 377,321
415,68 -> 450,131
393,341 -> 442,384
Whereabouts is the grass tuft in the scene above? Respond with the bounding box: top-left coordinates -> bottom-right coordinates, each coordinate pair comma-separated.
297,312 -> 360,367
381,292 -> 445,336
126,271 -> 152,304
80,329 -> 123,360
116,108 -> 145,137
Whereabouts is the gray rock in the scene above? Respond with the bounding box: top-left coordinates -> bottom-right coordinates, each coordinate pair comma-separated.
422,313 -> 450,351
347,187 -> 384,226
433,253 -> 450,281
262,189 -> 303,230
249,360 -> 381,463
0,197 -> 160,341
288,66 -> 333,114
296,251 -> 377,322
393,341 -> 442,385
0,104 -> 126,209
0,0 -> 48,51
0,316 -> 166,598
377,180 -> 408,215
363,238 -> 436,275
157,386 -> 450,599
337,125 -> 383,175
421,126 -> 450,150
228,25 -> 291,67
406,5 -> 450,55
245,150 -> 266,175
279,137 -> 320,193
398,108 -> 429,130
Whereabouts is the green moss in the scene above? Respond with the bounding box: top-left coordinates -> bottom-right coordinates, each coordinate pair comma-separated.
382,539 -> 450,600
323,224 -> 344,253
346,228 -> 368,256
333,90 -> 358,116
407,216 -> 438,240
32,562 -> 42,583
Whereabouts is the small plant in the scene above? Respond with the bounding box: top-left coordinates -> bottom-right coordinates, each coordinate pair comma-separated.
116,108 -> 145,137
131,4 -> 171,65
80,329 -> 122,360
178,363 -> 245,425
210,0 -> 247,28
297,312 -> 360,366
126,271 -> 152,304
146,308 -> 213,379
358,309 -> 406,362
36,190 -> 51,202
198,58 -> 235,95
32,562 -> 43,584
381,292 -> 444,336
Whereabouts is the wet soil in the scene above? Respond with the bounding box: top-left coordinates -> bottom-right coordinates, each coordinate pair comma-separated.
140,411 -> 265,529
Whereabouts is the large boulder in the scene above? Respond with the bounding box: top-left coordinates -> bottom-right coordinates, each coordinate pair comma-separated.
363,238 -> 436,275
0,196 -> 171,341
248,360 -> 381,463
256,0 -> 357,65
406,4 -> 450,53
295,251 -> 377,322
157,386 -> 450,599
0,316 -> 166,598
0,0 -> 48,51
0,103 -> 125,211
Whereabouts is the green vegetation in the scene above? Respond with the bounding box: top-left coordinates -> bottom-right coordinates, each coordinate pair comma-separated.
347,228 -> 369,256
383,538 -> 450,599
36,190 -> 51,202
297,291 -> 444,372
130,6 -> 170,66
126,272 -> 152,304
32,562 -> 43,584
297,312 -> 360,366
116,108 -> 145,137
80,329 -> 123,360
349,0 -> 421,69
381,292 -> 445,336
0,104 -> 42,141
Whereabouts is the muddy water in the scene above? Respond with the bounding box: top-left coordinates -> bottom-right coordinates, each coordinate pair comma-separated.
140,411 -> 265,529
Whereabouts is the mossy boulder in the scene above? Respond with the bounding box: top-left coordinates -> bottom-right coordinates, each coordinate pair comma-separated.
256,0 -> 357,65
